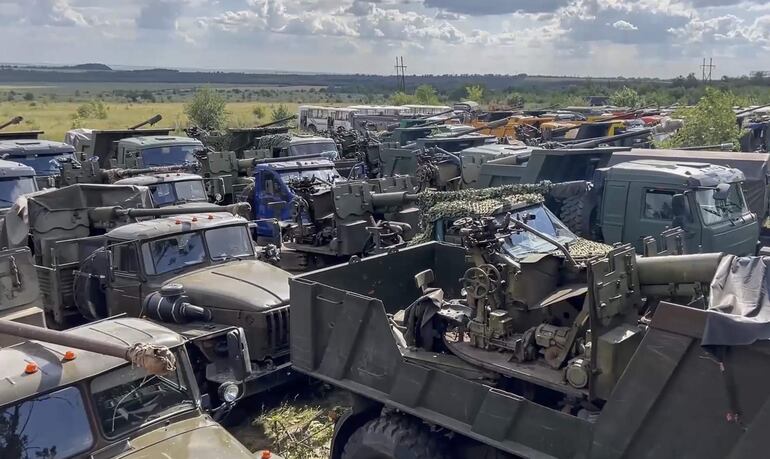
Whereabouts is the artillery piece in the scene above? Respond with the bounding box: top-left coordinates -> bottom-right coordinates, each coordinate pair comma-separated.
0,116 -> 23,131
0,115 -> 43,140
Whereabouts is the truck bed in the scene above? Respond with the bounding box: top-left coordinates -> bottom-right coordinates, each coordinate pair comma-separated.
290,242 -> 770,459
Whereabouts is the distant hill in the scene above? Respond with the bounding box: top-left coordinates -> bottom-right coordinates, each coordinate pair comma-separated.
0,63 -> 113,71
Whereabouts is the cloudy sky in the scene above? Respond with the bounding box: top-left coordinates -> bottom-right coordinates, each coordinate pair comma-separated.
0,0 -> 768,77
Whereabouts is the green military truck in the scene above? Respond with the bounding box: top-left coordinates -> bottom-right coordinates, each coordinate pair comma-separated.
417,144 -> 759,255
3,183 -> 293,399
290,211 -> 770,458
0,318 -> 256,458
114,172 -> 211,207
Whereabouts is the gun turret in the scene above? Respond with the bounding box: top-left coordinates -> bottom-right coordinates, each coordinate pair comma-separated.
129,114 -> 163,130
566,128 -> 653,149
0,116 -> 23,131
0,319 -> 176,375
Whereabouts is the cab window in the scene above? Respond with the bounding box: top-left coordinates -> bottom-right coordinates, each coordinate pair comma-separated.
113,244 -> 139,274
643,190 -> 675,220
0,386 -> 94,458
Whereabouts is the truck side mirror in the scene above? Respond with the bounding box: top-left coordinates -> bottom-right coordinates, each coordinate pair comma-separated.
672,194 -> 686,217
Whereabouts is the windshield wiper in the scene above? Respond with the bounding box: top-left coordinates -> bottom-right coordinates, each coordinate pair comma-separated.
701,206 -> 722,217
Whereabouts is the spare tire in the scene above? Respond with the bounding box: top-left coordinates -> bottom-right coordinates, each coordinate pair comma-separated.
559,194 -> 591,238
342,414 -> 452,459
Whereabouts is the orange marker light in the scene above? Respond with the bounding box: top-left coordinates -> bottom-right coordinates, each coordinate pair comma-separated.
24,362 -> 38,374
208,214 -> 214,220
175,219 -> 181,225
192,217 -> 198,222
63,350 -> 77,361
261,451 -> 272,459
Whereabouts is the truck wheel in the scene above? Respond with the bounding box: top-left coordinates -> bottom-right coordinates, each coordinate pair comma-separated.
559,195 -> 589,237
341,414 -> 452,459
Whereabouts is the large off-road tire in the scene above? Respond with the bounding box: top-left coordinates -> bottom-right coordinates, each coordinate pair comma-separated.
559,194 -> 590,237
341,414 -> 452,459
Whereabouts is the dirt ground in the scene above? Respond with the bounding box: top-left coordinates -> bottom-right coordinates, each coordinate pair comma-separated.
229,384 -> 351,459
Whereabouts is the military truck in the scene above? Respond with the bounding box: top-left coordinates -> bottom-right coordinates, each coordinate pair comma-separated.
114,172 -> 211,207
5,183 -> 293,399
0,318 -> 256,458
290,212 -> 770,458
416,145 -> 759,255
0,138 -> 76,189
0,159 -> 37,213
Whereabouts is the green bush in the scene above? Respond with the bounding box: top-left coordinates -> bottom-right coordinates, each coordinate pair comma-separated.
184,88 -> 228,130
659,87 -> 742,150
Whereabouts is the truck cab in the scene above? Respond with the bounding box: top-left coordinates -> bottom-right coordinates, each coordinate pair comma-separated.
0,317 -> 255,459
595,159 -> 759,255
115,136 -> 203,169
0,159 -> 37,212
77,213 -> 293,397
252,158 -> 341,236
114,173 -> 210,207
0,139 -> 75,188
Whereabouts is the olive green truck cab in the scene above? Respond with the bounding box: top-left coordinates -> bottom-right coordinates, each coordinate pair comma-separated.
0,317 -> 254,459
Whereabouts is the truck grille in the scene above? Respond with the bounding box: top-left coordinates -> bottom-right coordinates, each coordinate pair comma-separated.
265,306 -> 290,353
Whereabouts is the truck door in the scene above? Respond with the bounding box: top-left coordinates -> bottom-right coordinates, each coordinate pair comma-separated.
107,243 -> 144,317
254,170 -> 290,237
599,180 -> 629,244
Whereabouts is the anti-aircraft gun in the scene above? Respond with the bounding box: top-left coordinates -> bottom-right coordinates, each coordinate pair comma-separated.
0,116 -> 23,131
289,211 -> 770,458
186,116 -> 296,157
0,116 -> 43,140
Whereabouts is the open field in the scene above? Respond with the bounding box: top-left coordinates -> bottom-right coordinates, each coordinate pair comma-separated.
0,101 -> 300,141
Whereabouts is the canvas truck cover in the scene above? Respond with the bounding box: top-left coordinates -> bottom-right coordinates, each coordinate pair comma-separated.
611,149 -> 770,219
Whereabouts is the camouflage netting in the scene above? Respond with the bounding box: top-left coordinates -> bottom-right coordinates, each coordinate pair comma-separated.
257,133 -> 292,151
412,184 -> 552,244
411,183 -> 613,258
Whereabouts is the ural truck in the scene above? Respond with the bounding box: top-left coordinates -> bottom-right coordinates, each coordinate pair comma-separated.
0,159 -> 37,214
0,318 -> 256,458
114,172 -> 211,207
417,144 -> 759,255
0,138 -> 76,189
290,213 -> 770,459
4,183 -> 294,399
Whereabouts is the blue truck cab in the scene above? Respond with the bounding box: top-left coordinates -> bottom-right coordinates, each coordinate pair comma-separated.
0,139 -> 75,188
252,158 -> 341,237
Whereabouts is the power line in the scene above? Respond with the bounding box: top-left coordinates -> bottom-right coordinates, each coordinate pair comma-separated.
701,57 -> 715,82
394,56 -> 407,92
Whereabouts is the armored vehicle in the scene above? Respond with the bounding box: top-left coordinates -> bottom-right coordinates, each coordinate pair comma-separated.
290,213 -> 770,458
0,138 -> 76,188
114,172 -> 210,207
0,318 -> 255,458
0,159 -> 37,213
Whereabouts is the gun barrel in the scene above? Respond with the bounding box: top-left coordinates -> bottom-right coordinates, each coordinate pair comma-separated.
371,191 -> 419,209
445,116 -> 512,138
117,202 -> 250,218
0,320 -> 176,375
568,128 -> 653,149
637,253 -> 722,286
736,103 -> 770,117
0,116 -> 23,130
129,114 -> 163,130
257,115 -> 297,128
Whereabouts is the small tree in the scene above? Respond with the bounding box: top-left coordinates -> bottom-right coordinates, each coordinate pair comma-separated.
506,92 -> 525,108
414,85 -> 440,105
184,87 -> 228,130
253,106 -> 266,120
659,87 -> 742,150
389,91 -> 416,105
23,92 -> 34,101
270,104 -> 291,124
465,85 -> 484,102
610,86 -> 643,108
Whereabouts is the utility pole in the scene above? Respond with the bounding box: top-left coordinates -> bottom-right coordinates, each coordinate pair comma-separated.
701,57 -> 715,82
394,56 -> 407,92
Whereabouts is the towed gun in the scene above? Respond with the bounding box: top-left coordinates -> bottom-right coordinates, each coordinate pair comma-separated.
0,319 -> 176,376
129,114 -> 163,130
444,116 -> 513,139
0,116 -> 23,131
256,115 -> 297,129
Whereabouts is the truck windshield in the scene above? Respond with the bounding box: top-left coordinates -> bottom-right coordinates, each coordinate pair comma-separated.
205,225 -> 254,261
91,351 -> 194,438
141,145 -> 199,167
501,205 -> 579,258
0,386 -> 94,458
278,168 -> 340,184
142,232 -> 206,275
289,142 -> 339,159
695,184 -> 749,225
0,177 -> 36,208
149,180 -> 207,206
11,153 -> 73,176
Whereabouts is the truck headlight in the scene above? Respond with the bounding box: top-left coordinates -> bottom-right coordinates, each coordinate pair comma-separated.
218,382 -> 240,403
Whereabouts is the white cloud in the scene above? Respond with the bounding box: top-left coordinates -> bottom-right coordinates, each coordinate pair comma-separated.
612,20 -> 638,31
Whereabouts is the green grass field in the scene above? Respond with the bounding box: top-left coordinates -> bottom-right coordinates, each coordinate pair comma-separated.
0,101 -> 300,141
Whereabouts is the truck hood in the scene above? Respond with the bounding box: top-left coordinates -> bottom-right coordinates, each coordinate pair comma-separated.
116,416 -> 253,459
167,259 -> 290,311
